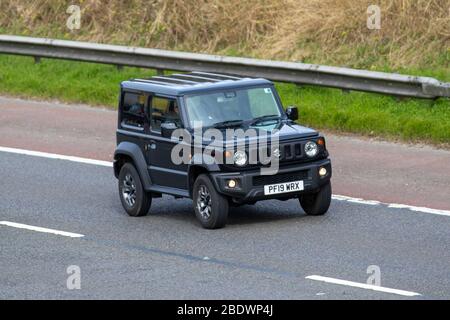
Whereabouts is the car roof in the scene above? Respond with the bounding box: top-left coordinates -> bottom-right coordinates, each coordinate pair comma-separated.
121,71 -> 273,96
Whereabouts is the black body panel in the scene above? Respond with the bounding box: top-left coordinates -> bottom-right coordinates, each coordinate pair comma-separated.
114,72 -> 332,203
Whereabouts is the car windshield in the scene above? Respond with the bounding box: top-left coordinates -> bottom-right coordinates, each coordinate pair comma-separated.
184,87 -> 282,128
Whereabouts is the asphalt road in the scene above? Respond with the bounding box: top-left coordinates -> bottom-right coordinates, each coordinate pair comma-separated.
1,151 -> 449,299
1,95 -> 449,300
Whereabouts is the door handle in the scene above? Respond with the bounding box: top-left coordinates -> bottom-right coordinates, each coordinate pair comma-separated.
149,140 -> 156,150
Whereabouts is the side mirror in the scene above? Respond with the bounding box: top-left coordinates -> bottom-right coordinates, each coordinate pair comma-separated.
161,122 -> 178,138
286,106 -> 299,121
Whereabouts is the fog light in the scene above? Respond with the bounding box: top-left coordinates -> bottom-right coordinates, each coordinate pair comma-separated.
228,179 -> 237,188
319,167 -> 327,177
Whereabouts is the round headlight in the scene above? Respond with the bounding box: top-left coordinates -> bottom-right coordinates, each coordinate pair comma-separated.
305,141 -> 318,157
233,150 -> 247,166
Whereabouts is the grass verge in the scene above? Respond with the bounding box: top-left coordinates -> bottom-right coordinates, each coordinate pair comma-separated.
0,54 -> 449,145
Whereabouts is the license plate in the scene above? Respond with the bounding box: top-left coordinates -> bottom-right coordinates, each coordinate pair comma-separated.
264,180 -> 304,195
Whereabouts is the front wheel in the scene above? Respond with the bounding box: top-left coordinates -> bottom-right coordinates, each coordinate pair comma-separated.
118,163 -> 152,217
193,174 -> 229,229
299,181 -> 331,216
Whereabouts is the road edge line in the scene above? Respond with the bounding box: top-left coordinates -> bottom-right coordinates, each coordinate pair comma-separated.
0,146 -> 112,167
0,221 -> 85,238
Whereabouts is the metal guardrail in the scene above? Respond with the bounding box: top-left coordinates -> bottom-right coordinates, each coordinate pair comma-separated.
0,35 -> 449,99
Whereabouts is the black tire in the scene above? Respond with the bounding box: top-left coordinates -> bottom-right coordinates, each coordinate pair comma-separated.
118,162 -> 151,217
193,174 -> 229,229
299,181 -> 331,216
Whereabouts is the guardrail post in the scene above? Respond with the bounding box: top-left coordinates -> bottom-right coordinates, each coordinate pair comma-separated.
34,56 -> 41,64
395,96 -> 407,102
156,69 -> 164,76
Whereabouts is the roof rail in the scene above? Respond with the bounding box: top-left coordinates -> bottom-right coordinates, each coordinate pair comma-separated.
151,76 -> 197,84
191,71 -> 243,80
133,78 -> 179,86
171,73 -> 221,82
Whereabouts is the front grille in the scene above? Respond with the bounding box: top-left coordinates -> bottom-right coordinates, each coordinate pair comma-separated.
252,170 -> 309,186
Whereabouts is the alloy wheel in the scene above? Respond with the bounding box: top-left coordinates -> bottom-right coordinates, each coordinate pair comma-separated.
197,185 -> 212,220
122,173 -> 137,207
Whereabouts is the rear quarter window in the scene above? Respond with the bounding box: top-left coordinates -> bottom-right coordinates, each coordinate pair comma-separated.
121,92 -> 147,129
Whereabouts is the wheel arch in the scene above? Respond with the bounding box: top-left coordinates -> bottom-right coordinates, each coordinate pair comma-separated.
187,165 -> 209,198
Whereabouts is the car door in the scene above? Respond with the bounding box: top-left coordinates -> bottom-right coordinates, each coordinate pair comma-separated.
147,95 -> 188,190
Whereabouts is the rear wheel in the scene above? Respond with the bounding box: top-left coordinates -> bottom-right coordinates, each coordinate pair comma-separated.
193,174 -> 229,229
119,163 -> 151,217
299,181 -> 331,216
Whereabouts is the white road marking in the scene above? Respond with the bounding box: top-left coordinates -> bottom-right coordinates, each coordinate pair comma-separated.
0,146 -> 112,167
1,145 -> 450,217
306,275 -> 421,297
387,203 -> 450,217
332,195 -> 381,206
0,221 -> 84,238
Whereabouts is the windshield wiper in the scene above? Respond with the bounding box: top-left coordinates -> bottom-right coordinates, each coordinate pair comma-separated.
212,119 -> 245,128
250,114 -> 280,125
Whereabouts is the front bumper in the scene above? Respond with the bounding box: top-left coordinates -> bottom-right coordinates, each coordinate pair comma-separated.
210,159 -> 331,203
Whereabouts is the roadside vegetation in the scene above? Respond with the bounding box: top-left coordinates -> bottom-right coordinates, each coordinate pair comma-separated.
1,0 -> 448,71
0,0 -> 449,144
1,55 -> 448,145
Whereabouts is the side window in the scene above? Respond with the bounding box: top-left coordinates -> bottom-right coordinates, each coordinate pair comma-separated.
121,92 -> 147,130
150,96 -> 181,132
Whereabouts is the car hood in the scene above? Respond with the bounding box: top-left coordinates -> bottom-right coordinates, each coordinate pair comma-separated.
251,121 -> 318,141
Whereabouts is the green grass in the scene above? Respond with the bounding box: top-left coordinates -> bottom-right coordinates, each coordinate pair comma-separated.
1,54 -> 449,145
277,84 -> 450,145
0,54 -> 156,106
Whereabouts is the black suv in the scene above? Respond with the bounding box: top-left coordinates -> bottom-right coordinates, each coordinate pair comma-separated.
114,72 -> 332,229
